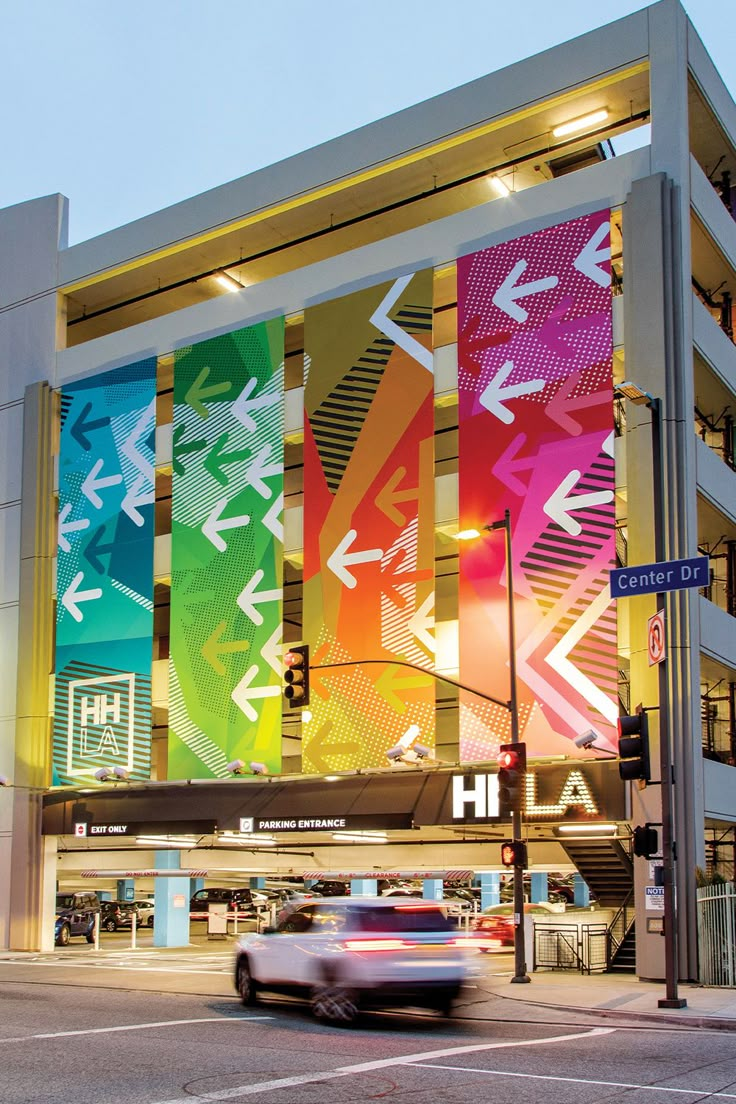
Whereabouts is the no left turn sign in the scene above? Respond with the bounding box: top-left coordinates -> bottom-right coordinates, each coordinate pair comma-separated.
648,610 -> 666,666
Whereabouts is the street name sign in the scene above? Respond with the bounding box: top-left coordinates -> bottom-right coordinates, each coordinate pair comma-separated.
610,556 -> 709,598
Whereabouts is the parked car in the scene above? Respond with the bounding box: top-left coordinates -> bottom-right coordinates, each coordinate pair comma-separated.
99,900 -> 136,932
466,901 -> 562,951
307,880 -> 348,897
130,900 -> 155,927
233,896 -> 469,1024
189,887 -> 260,920
55,891 -> 100,946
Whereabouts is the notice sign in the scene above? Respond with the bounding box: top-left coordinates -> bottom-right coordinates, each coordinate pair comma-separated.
648,610 -> 666,666
645,886 -> 665,912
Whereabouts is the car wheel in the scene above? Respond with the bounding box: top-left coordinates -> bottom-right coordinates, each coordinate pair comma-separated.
310,985 -> 360,1025
237,959 -> 258,1006
147,916 -> 154,928
103,919 -> 117,932
55,923 -> 71,947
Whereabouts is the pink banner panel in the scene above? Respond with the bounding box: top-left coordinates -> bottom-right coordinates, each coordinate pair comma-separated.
458,209 -> 616,761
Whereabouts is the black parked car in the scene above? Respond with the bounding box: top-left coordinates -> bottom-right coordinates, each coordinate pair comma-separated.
55,892 -> 100,946
189,888 -> 260,920
99,900 -> 135,931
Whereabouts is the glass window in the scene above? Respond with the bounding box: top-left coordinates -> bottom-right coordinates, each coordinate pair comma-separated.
353,905 -> 453,934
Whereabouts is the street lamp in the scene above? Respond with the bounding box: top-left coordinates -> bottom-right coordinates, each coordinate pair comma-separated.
458,508 -> 530,985
615,380 -> 686,1009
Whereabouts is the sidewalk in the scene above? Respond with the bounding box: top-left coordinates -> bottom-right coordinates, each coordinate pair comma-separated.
471,964 -> 736,1030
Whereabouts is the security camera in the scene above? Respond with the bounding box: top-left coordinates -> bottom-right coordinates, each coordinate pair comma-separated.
0,774 -> 9,787
385,745 -> 404,761
226,759 -> 246,775
413,744 -> 433,760
574,730 -> 599,750
249,761 -> 269,776
93,767 -> 111,782
113,765 -> 130,780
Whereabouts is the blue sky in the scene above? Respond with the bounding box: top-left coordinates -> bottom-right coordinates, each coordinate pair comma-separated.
2,0 -> 732,244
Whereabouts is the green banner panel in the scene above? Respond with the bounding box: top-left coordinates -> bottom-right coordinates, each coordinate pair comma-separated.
53,359 -> 156,784
169,320 -> 285,778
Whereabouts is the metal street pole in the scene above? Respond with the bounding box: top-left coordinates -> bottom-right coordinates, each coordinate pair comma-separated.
650,398 -> 686,1009
490,509 -> 530,984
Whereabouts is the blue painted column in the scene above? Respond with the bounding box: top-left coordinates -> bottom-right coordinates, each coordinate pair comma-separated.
479,872 -> 500,911
350,878 -> 377,896
250,876 -> 266,890
573,874 -> 590,907
423,878 -> 443,901
117,879 -> 135,902
190,876 -> 204,897
153,851 -> 190,947
530,872 -> 548,903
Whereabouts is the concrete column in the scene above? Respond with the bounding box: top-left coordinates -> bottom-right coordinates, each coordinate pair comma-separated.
422,878 -> 443,901
190,876 -> 204,897
39,836 -> 57,953
250,876 -> 266,890
117,879 -> 135,902
153,851 -> 190,947
350,879 -> 377,896
530,873 -> 548,903
479,872 -> 501,911
573,874 -> 590,908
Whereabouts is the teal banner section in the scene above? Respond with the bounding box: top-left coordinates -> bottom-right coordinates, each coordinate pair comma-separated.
53,360 -> 157,784
169,320 -> 285,779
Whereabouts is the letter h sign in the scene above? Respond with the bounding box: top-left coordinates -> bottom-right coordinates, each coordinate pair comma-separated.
452,774 -> 500,820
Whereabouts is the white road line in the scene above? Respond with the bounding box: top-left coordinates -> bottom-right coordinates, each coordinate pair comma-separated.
410,1062 -> 736,1099
148,1026 -> 615,1103
1,1017 -> 271,1043
0,961 -> 227,976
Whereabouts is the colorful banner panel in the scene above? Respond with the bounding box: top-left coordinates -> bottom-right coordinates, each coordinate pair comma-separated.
169,321 -> 285,778
303,272 -> 435,771
457,210 -> 616,760
54,360 -> 157,784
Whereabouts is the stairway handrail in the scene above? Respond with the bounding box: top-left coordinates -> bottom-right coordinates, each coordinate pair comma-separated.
606,887 -> 635,966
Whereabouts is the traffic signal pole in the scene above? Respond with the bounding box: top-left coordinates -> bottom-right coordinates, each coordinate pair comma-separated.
491,509 -> 530,984
651,398 -> 686,1009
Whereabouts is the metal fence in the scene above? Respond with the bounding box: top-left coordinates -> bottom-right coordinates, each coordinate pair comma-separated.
534,922 -> 609,974
697,882 -> 736,987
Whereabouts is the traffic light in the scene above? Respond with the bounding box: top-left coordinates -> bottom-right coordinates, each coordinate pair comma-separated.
632,824 -> 659,859
500,840 -> 528,868
497,743 -> 527,817
284,645 -> 310,707
617,707 -> 651,784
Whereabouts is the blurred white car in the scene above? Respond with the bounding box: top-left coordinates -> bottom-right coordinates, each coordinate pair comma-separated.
233,896 -> 468,1024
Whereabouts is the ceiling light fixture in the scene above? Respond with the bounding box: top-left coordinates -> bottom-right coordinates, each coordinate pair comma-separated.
332,831 -> 389,844
557,823 -> 617,835
490,175 -> 511,197
214,270 -> 244,293
136,835 -> 199,847
552,109 -> 609,138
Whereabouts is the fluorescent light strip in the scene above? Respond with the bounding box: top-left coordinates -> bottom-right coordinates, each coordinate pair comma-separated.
490,175 -> 511,197
557,823 -> 617,834
552,109 -> 608,137
218,833 -> 276,846
332,832 -> 388,843
136,836 -> 198,847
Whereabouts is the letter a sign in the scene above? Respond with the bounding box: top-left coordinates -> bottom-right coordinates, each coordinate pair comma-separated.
648,610 -> 666,666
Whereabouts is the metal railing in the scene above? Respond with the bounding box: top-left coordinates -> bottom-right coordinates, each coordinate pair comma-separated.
534,922 -> 609,974
697,882 -> 736,987
606,889 -> 635,967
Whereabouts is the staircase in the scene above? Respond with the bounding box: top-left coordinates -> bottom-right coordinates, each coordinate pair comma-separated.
559,838 -> 633,906
609,923 -> 637,973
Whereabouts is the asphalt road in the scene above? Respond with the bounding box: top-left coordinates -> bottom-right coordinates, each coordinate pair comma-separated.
1,974 -> 736,1104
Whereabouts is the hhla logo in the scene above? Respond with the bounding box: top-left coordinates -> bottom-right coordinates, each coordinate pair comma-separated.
66,673 -> 136,777
451,769 -> 600,820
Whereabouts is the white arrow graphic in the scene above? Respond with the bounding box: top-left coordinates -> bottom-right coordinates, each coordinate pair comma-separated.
58,502 -> 90,553
236,569 -> 282,626
247,443 -> 282,499
369,273 -> 433,373
479,360 -> 546,424
261,491 -> 283,542
408,592 -> 436,654
232,376 -> 281,434
261,623 -> 284,677
202,497 -> 251,552
492,258 -> 559,323
573,221 -> 610,288
543,469 -> 614,536
120,398 -> 156,482
231,664 -> 281,722
81,459 -> 123,509
61,571 -> 103,623
121,472 -> 155,527
327,529 -> 383,589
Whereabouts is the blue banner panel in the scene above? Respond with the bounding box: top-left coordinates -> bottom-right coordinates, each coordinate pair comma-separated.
53,360 -> 157,784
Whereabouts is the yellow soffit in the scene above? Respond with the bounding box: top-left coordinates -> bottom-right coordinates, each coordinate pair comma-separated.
62,61 -> 649,297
